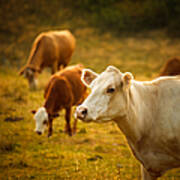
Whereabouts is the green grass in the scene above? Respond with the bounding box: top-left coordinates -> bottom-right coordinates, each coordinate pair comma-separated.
1,29 -> 180,179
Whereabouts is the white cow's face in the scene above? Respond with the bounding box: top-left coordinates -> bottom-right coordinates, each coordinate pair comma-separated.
34,107 -> 48,135
76,66 -> 133,123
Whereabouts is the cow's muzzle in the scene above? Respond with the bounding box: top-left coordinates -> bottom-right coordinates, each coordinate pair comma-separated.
36,131 -> 42,135
75,106 -> 88,121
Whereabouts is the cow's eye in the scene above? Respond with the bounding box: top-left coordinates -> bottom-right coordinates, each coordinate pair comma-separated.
107,87 -> 115,93
43,120 -> 48,125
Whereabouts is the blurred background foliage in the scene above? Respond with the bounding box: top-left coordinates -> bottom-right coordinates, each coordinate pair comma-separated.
66,0 -> 180,33
1,0 -> 180,66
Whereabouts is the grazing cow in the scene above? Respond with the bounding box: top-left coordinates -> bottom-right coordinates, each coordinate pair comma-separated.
32,64 -> 88,137
19,30 -> 76,89
159,57 -> 180,76
75,66 -> 180,180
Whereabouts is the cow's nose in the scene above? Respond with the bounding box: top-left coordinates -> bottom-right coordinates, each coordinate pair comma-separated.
76,106 -> 88,120
81,108 -> 88,116
36,131 -> 42,135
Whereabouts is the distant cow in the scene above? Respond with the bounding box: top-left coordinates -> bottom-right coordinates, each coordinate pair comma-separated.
76,66 -> 180,180
159,57 -> 180,76
19,30 -> 76,89
32,64 -> 88,137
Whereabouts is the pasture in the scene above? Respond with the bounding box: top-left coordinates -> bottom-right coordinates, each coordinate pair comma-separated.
1,29 -> 180,179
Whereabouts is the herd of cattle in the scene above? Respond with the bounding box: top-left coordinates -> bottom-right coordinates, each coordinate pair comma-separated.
19,30 -> 180,180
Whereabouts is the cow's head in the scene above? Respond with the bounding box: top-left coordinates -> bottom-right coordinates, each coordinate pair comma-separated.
19,66 -> 39,89
32,107 -> 49,135
75,66 -> 133,123
31,107 -> 59,135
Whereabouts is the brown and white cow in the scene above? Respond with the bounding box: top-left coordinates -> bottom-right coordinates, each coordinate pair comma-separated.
32,64 -> 88,137
75,66 -> 180,180
159,57 -> 180,76
19,30 -> 76,89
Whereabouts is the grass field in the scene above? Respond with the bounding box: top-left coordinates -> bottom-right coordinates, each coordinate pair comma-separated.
1,29 -> 180,179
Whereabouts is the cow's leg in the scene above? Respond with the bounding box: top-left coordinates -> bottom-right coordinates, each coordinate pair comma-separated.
58,63 -> 67,71
72,118 -> 78,135
59,58 -> 70,70
48,118 -> 53,137
58,65 -> 63,71
52,61 -> 58,74
141,166 -> 157,180
58,62 -> 64,71
65,107 -> 72,136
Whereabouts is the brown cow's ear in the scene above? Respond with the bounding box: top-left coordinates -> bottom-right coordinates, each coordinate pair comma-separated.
30,68 -> 36,73
52,113 -> 59,118
31,110 -> 36,114
49,113 -> 59,119
30,67 -> 41,73
122,72 -> 133,90
81,69 -> 98,87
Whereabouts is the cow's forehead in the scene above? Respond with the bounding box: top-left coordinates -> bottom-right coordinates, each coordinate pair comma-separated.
34,107 -> 48,122
90,70 -> 121,89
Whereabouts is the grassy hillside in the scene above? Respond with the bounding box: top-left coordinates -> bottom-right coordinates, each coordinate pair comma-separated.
1,28 -> 180,179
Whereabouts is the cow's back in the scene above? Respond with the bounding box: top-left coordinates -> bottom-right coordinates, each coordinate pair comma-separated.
58,65 -> 87,105
47,31 -> 75,63
31,30 -> 76,68
142,76 -> 180,154
160,57 -> 180,76
44,65 -> 87,113
155,77 -> 180,132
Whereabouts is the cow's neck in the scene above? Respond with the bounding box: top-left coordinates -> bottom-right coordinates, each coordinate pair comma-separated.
115,80 -> 157,145
44,100 -> 55,115
27,51 -> 43,69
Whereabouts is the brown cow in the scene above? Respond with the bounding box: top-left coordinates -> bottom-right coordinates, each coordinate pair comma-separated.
19,30 -> 76,89
159,57 -> 180,76
32,64 -> 88,137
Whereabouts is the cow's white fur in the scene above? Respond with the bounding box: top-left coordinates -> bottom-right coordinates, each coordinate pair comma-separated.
77,66 -> 180,180
34,107 -> 48,134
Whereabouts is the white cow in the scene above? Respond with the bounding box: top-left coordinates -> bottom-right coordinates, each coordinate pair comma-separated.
75,66 -> 180,180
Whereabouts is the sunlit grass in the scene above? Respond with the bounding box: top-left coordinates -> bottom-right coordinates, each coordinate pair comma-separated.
1,30 -> 180,179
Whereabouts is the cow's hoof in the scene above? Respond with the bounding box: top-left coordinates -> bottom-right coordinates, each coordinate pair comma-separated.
47,134 -> 52,138
72,129 -> 77,136
68,131 -> 73,136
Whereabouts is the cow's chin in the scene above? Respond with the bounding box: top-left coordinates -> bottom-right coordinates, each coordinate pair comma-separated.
82,116 -> 112,123
79,118 -> 92,123
95,117 -> 113,123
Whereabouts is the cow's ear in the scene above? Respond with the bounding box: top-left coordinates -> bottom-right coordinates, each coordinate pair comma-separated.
81,69 -> 98,87
122,72 -> 133,89
31,67 -> 41,73
106,66 -> 120,73
30,68 -> 36,73
52,113 -> 59,118
31,110 -> 36,114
